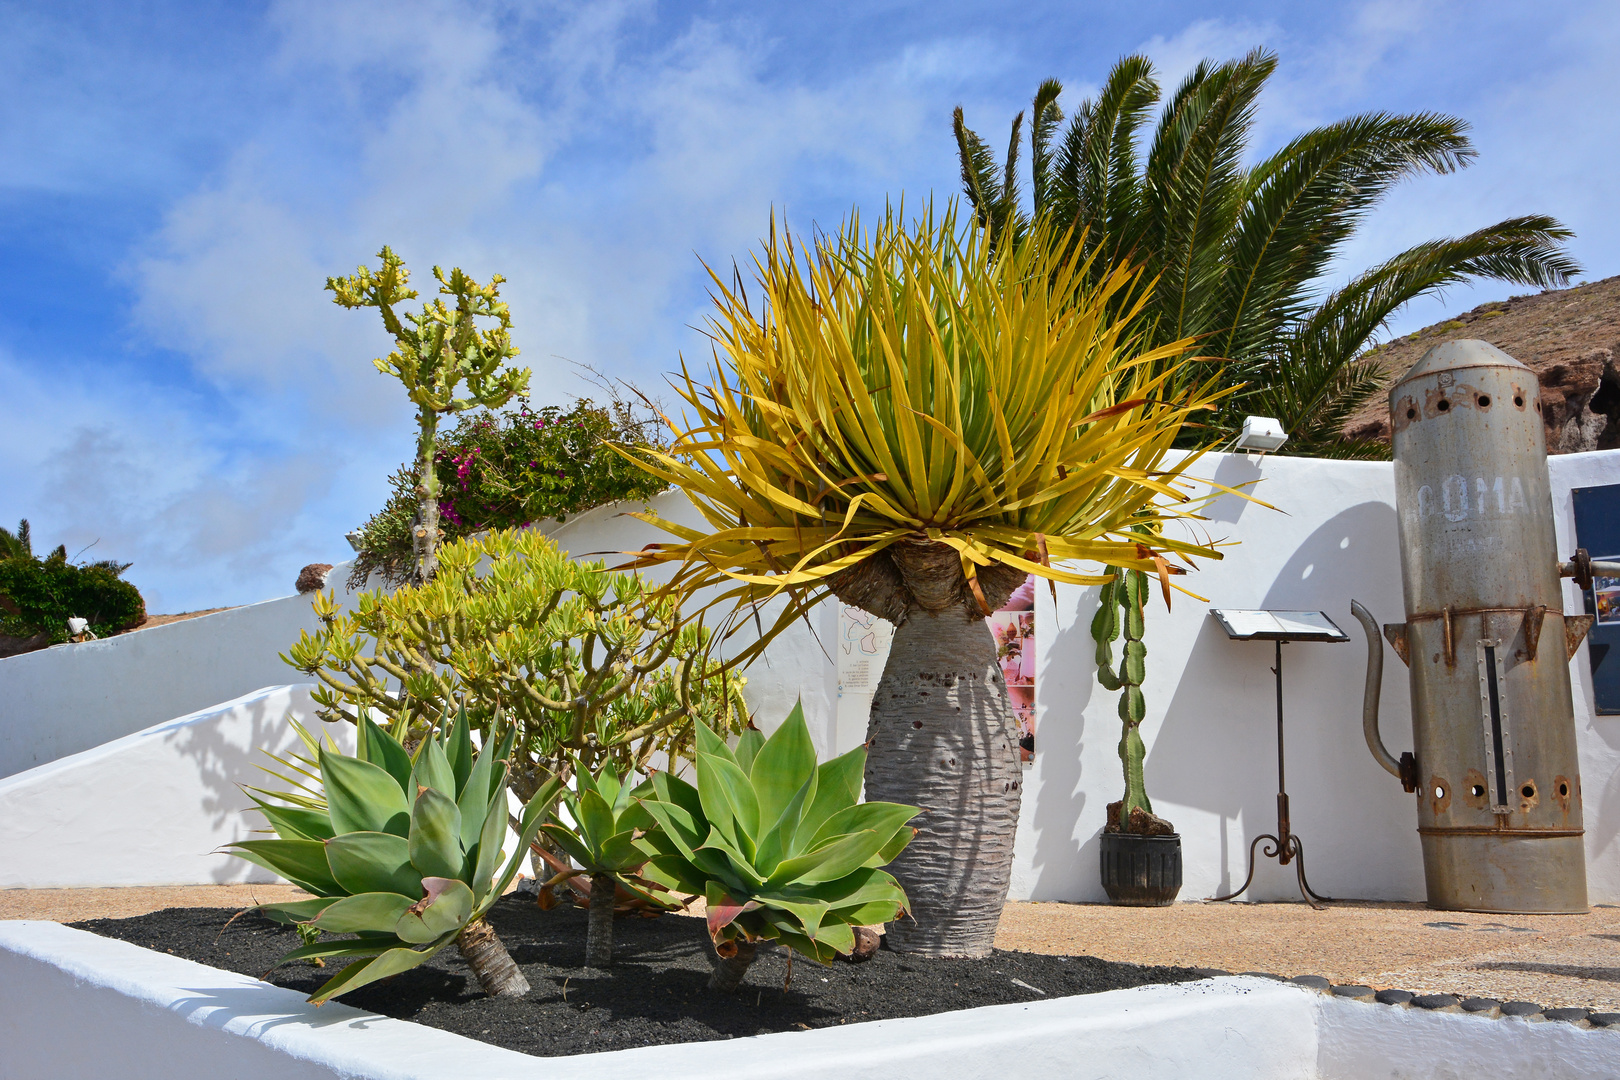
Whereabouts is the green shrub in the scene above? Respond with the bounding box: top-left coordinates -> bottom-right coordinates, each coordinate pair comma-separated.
0,556 -> 145,644
347,397 -> 668,589
283,528 -> 748,804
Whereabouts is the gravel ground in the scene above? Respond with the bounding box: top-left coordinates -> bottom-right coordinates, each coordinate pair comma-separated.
8,886 -> 1619,1011
66,898 -> 1200,1056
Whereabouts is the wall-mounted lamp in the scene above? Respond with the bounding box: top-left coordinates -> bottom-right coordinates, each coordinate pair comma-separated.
1234,415 -> 1288,455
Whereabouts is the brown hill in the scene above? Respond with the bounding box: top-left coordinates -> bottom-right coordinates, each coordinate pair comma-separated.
1341,274 -> 1620,454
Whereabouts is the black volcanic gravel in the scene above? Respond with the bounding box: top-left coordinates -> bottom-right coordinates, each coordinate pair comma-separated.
72,895 -> 1203,1057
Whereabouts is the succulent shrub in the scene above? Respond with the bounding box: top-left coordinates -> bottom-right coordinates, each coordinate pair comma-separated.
636,704 -> 919,992
347,397 -> 668,590
538,760 -> 679,968
232,711 -> 560,1003
327,247 -> 531,584
283,528 -> 749,805
620,206 -> 1226,956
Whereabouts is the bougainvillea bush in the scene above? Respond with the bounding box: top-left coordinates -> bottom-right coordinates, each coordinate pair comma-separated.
348,397 -> 668,588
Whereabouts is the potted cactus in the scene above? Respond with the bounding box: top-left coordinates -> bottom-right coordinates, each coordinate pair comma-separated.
636,703 -> 919,992
1092,565 -> 1180,905
230,711 -> 560,1003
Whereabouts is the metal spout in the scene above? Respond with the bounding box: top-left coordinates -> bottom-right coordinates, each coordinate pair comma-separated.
1351,600 -> 1418,792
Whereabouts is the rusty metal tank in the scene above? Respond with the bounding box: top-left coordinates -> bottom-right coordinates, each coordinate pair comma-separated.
1353,339 -> 1589,913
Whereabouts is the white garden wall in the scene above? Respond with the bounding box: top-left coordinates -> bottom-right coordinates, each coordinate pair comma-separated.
0,564 -> 371,780
3,450 -> 1617,904
0,685 -> 354,889
6,922 -> 1617,1080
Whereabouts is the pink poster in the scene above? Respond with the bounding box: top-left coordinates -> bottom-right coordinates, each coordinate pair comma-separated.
987,574 -> 1036,765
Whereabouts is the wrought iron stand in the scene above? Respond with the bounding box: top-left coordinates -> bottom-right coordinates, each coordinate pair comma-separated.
1209,631 -> 1335,909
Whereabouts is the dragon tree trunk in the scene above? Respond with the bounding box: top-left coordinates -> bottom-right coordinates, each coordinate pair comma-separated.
833,540 -> 1027,958
413,406 -> 441,583
456,918 -> 530,997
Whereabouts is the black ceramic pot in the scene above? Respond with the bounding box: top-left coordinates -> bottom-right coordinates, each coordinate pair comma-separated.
1099,831 -> 1182,906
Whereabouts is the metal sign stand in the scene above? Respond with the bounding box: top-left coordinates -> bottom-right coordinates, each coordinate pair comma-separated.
1208,609 -> 1349,909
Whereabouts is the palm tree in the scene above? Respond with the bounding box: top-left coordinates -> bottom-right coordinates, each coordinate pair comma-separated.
622,207 -> 1229,956
952,49 -> 1579,457
0,519 -> 32,562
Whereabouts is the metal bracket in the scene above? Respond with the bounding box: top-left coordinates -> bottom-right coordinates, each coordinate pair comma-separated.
1383,623 -> 1410,666
1520,605 -> 1547,662
1566,614 -> 1595,659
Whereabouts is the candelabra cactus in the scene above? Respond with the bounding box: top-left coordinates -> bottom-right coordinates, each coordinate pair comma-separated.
326,247 -> 530,584
1093,566 -> 1167,833
231,711 -> 560,1004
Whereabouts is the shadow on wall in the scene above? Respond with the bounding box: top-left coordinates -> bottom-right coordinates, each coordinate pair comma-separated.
166,689 -> 321,884
1146,500 -> 1405,898
1020,585 -> 1100,898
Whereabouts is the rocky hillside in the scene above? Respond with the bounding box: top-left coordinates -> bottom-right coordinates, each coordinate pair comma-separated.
1342,274 -> 1620,455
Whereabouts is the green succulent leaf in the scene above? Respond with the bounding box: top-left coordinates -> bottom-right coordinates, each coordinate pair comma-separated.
734,727 -> 766,773
795,747 -> 864,846
411,737 -> 456,800
396,878 -> 474,943
325,831 -> 423,897
697,752 -> 759,854
444,707 -> 474,796
320,747 -> 411,838
246,793 -> 334,842
228,838 -> 343,896
308,942 -> 444,1005
408,786 -> 464,880
457,755 -> 504,854
254,897 -> 339,925
358,714 -> 412,797
309,891 -> 417,934
749,702 -> 817,830
469,786 -> 508,904
576,789 -> 615,851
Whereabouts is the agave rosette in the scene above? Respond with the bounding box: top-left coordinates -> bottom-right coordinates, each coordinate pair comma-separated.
636,704 -> 917,961
230,710 -> 559,1003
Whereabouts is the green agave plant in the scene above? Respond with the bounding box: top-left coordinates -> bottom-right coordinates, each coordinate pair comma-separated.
636,704 -> 919,992
230,710 -> 560,1004
537,760 -> 680,969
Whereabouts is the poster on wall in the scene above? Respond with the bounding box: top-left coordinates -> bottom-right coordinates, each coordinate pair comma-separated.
837,572 -> 1037,765
1573,483 -> 1620,713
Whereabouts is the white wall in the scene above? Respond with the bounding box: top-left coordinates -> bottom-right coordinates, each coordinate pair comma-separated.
598,452 -> 1620,905
0,563 -> 371,780
7,923 -> 1618,1080
6,449 -> 1616,904
0,685 -> 355,889
540,494 -> 841,754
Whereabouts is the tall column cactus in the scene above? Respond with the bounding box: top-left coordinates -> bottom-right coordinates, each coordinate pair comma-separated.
1092,566 -> 1158,830
327,247 -> 530,583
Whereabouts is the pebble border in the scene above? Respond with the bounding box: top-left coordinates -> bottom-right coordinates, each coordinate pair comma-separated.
1188,969 -> 1620,1029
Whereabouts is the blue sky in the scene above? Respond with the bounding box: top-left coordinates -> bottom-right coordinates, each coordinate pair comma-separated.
3,0 -> 1617,613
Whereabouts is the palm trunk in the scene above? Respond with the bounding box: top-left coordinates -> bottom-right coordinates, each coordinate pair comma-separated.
456,918 -> 530,997
707,938 -> 759,993
864,600 -> 1023,957
585,872 -> 615,968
